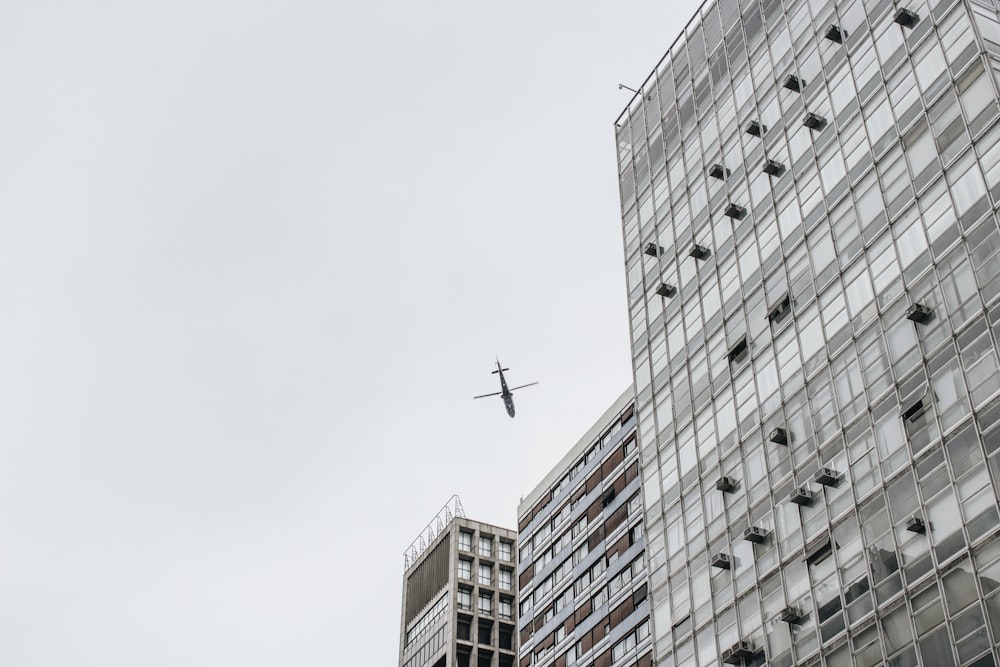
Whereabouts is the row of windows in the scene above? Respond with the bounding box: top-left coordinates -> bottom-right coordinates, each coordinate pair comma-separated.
457,587 -> 514,620
519,410 -> 635,562
562,617 -> 650,667
526,488 -> 644,583
551,417 -> 630,500
520,438 -> 637,571
458,558 -> 514,590
459,530 -> 514,561
610,620 -> 651,665
521,539 -> 648,667
401,624 -> 446,667
404,593 -> 448,648
526,587 -> 575,635
521,487 -> 642,618
520,513 -> 645,658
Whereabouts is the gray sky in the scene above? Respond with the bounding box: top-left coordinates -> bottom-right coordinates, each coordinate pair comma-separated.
0,1 -> 701,664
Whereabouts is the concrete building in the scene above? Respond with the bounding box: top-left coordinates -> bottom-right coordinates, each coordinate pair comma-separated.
399,496 -> 518,667
517,389 -> 651,667
614,0 -> 1000,664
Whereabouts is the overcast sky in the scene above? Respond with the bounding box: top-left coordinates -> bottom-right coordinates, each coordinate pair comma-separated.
0,1 -> 701,664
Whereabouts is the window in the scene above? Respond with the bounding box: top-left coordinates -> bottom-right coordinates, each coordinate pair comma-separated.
478,563 -> 492,586
959,60 -> 998,135
611,620 -> 650,663
960,325 -> 1000,408
499,568 -> 512,591
498,598 -> 513,620
864,96 -> 894,156
459,530 -> 473,552
949,154 -> 988,226
914,38 -> 947,98
929,90 -> 968,166
458,588 -> 472,611
519,596 -> 533,617
551,474 -> 569,499
550,503 -> 571,528
404,594 -> 449,648
478,592 -> 493,615
498,540 -> 513,561
479,535 -> 493,558
458,558 -> 472,580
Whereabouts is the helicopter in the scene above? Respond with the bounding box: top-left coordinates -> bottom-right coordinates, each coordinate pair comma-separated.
473,359 -> 538,418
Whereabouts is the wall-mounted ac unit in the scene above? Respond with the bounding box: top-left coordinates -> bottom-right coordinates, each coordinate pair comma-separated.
711,552 -> 732,569
814,467 -> 840,486
715,476 -> 737,493
789,487 -> 813,506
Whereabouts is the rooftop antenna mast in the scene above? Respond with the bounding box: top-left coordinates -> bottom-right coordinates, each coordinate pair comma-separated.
403,494 -> 466,569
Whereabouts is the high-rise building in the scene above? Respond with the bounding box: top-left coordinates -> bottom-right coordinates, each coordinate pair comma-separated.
517,389 -> 651,667
399,497 -> 518,667
615,0 -> 1000,665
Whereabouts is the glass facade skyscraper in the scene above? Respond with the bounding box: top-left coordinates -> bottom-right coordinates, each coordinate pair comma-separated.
615,0 -> 1000,665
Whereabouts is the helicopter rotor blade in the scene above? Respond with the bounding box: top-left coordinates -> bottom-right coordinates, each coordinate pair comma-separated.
473,391 -> 504,399
509,382 -> 539,392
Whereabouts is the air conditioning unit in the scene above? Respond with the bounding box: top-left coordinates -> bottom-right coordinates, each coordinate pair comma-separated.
715,476 -> 737,493
769,427 -> 788,445
709,163 -> 729,180
780,606 -> 804,624
744,120 -> 765,137
721,641 -> 756,664
906,516 -> 926,534
689,243 -> 711,260
643,242 -> 663,257
789,486 -> 813,506
721,647 -> 740,665
724,203 -> 747,219
711,552 -> 732,569
762,159 -> 785,176
905,303 -> 933,324
815,467 -> 841,486
894,7 -> 919,27
804,112 -> 827,129
743,526 -> 769,543
824,25 -> 846,43
655,283 -> 677,298
782,74 -> 804,92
